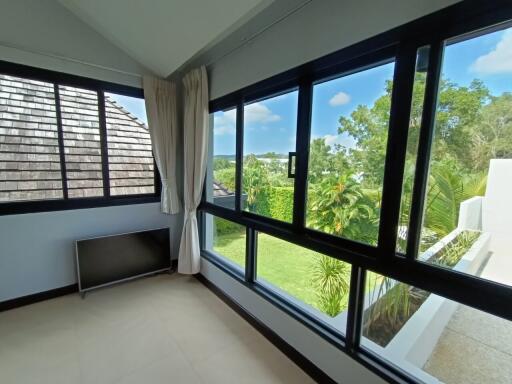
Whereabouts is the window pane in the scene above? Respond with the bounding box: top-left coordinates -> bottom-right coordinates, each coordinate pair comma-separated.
306,62 -> 395,246
396,46 -> 430,253
105,93 -> 154,196
0,74 -> 63,202
205,214 -> 245,270
257,233 -> 351,330
243,91 -> 298,222
59,86 -> 103,198
362,273 -> 512,383
208,108 -> 237,209
415,25 -> 512,287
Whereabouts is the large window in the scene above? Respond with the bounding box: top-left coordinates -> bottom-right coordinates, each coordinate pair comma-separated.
0,75 -> 64,202
201,4 -> 512,384
243,90 -> 298,222
362,273 -> 512,384
257,233 -> 351,329
207,108 -> 237,209
105,93 -> 154,196
408,26 -> 512,288
204,213 -> 246,271
306,62 -> 395,246
59,86 -> 104,198
0,67 -> 157,212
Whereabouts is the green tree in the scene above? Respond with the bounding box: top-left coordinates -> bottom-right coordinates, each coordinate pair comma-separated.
338,80 -> 393,188
469,93 -> 512,170
243,155 -> 269,213
434,79 -> 490,169
213,157 -> 233,171
308,173 -> 379,245
308,138 -> 333,183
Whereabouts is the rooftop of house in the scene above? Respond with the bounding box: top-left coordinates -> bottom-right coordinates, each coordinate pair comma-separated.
0,74 -> 154,201
213,181 -> 233,197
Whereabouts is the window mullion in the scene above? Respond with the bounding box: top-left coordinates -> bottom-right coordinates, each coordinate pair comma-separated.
345,266 -> 366,352
293,78 -> 313,230
53,84 -> 68,200
235,100 -> 244,211
377,44 -> 418,256
97,90 -> 110,198
245,227 -> 257,283
405,40 -> 444,259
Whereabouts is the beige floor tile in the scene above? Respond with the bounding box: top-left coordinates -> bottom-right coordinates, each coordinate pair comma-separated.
0,320 -> 80,384
116,353 -> 202,384
424,327 -> 512,384
192,335 -> 315,384
0,274 -> 312,384
446,305 -> 512,355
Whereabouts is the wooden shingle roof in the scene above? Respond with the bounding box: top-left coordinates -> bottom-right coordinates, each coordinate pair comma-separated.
213,181 -> 232,197
0,74 -> 154,202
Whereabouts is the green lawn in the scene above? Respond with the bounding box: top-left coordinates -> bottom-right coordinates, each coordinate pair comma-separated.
213,229 -> 351,314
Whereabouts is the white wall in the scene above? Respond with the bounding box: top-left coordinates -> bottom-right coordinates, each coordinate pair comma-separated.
208,0 -> 459,99
0,0 -> 150,87
0,203 -> 181,302
0,1 -> 186,303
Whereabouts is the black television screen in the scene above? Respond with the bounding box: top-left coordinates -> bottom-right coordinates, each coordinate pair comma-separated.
76,227 -> 170,291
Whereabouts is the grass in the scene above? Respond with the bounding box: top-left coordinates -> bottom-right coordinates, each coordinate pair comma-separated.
213,228 -> 351,314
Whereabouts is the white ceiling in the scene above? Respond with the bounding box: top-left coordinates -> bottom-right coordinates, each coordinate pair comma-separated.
58,0 -> 273,77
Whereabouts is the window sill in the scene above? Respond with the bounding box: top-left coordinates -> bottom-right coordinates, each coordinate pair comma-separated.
0,195 -> 160,216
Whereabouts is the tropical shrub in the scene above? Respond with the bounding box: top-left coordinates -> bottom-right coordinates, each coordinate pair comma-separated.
307,173 -> 379,245
310,255 -> 350,317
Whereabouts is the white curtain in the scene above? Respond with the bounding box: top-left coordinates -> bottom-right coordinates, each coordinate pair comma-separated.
178,66 -> 209,274
143,76 -> 181,214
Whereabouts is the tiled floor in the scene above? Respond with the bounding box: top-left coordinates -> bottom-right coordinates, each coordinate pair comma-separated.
0,274 -> 315,384
424,305 -> 512,384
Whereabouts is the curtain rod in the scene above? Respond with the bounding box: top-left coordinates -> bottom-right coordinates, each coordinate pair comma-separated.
205,0 -> 313,68
0,40 -> 143,79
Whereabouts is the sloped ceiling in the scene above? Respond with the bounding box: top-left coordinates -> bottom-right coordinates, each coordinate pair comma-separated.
58,0 -> 273,77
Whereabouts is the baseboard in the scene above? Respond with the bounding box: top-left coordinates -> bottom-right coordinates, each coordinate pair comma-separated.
0,284 -> 78,312
195,273 -> 337,384
1,259 -> 179,312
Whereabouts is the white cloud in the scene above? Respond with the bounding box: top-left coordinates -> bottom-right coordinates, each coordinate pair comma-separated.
329,91 -> 351,106
323,134 -> 344,146
471,30 -> 512,74
214,102 -> 281,135
245,102 -> 281,123
319,133 -> 356,150
213,109 -> 236,135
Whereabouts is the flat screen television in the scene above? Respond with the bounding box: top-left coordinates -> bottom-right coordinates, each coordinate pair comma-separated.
76,227 -> 170,294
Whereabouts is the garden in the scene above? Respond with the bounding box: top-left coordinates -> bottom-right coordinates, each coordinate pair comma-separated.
211,68 -> 511,344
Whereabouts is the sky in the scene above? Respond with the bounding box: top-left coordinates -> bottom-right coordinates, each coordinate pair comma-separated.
107,93 -> 148,125
213,26 -> 512,156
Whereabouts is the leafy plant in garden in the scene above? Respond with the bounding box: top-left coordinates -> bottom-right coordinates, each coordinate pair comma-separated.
308,173 -> 379,245
423,163 -> 486,242
242,154 -> 269,213
310,255 -> 350,317
434,230 -> 480,268
212,68 -> 512,323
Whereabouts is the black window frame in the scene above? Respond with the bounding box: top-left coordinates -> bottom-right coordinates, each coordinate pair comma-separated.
201,2 -> 512,383
0,60 -> 161,216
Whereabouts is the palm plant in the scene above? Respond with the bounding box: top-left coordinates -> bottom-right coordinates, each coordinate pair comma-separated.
310,255 -> 350,317
308,173 -> 379,244
423,164 -> 486,242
